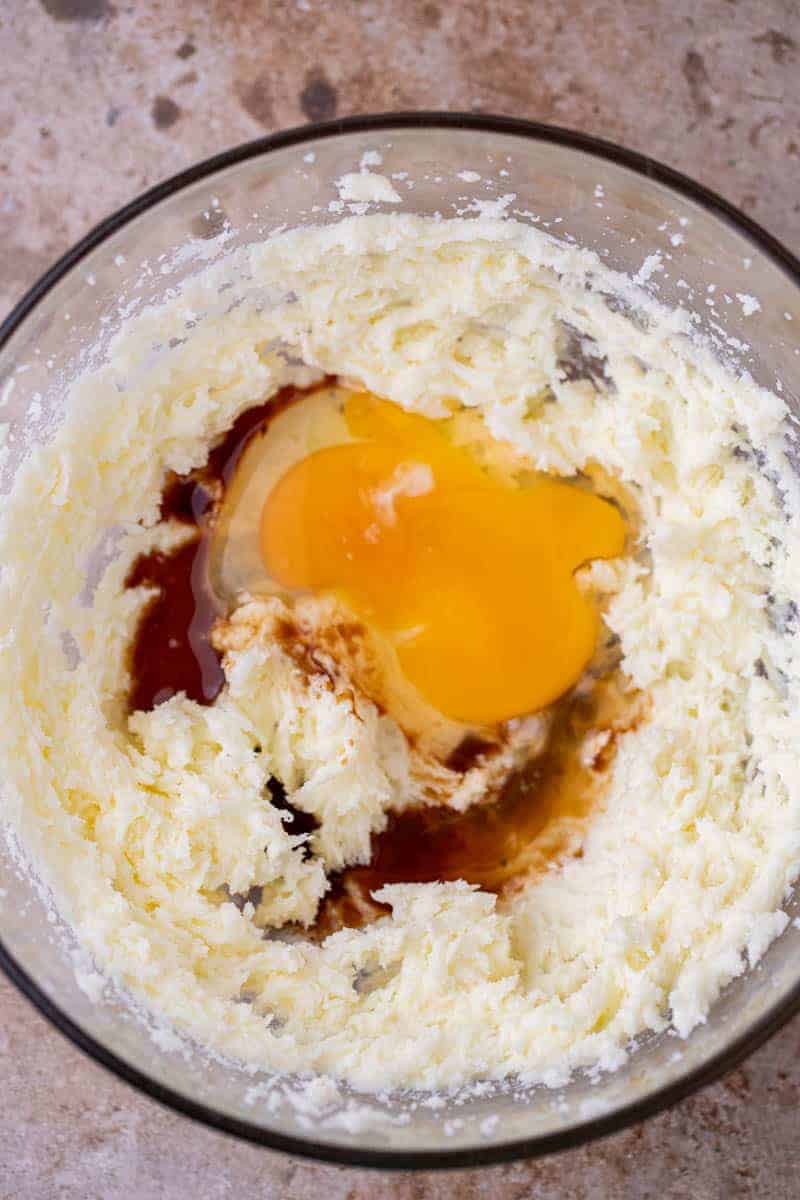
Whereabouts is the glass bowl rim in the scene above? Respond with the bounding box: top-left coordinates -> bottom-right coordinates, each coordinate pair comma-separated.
1,110 -> 799,1172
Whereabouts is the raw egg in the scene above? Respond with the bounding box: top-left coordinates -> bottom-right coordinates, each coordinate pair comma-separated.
259,391 -> 625,725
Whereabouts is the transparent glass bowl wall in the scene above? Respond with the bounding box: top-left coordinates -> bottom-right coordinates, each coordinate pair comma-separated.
0,118 -> 799,1168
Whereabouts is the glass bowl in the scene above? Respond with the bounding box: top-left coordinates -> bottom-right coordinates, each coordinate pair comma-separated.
0,114 -> 799,1170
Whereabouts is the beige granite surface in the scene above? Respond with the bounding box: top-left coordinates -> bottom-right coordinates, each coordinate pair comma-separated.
1,0 -> 800,1195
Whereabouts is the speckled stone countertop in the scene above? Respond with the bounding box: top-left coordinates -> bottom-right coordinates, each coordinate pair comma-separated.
2,1 -> 800,1196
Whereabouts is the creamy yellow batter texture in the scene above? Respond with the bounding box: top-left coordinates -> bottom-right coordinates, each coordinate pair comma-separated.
1,214 -> 799,1091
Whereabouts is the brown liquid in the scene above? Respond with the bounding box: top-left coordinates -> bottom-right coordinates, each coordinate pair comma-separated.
126,535 -> 223,711
125,382 -> 332,712
125,380 -> 641,938
444,733 -> 497,774
313,669 -> 642,937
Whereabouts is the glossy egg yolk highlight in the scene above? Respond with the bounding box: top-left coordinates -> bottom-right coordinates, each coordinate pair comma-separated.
260,393 -> 625,725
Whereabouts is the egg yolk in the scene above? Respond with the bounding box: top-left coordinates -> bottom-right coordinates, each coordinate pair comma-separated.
260,393 -> 625,725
